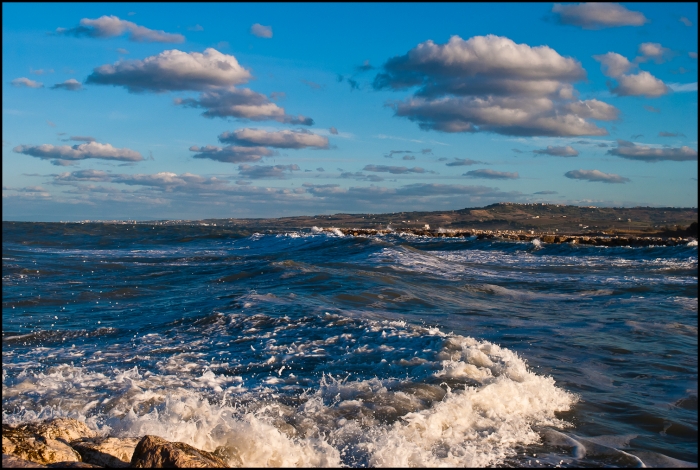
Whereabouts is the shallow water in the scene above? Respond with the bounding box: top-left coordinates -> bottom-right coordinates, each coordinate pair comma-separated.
2,222 -> 697,467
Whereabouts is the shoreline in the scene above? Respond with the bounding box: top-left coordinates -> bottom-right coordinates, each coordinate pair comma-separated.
322,227 -> 696,247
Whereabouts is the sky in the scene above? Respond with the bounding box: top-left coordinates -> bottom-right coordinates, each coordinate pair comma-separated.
2,2 -> 698,221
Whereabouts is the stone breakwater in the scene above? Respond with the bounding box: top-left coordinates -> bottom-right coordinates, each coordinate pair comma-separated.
2,419 -> 231,468
325,227 -> 696,247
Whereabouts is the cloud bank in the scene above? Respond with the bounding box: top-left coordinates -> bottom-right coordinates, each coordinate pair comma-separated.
14,142 -> 143,165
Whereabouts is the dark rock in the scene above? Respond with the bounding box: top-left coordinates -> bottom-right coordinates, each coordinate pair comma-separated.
130,435 -> 229,468
46,462 -> 103,468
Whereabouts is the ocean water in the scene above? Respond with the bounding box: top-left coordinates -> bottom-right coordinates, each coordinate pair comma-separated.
2,222 -> 697,467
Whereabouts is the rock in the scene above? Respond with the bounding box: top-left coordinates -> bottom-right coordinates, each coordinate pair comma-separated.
71,437 -> 140,468
542,235 -> 556,243
2,424 -> 81,465
25,419 -> 97,444
46,462 -> 103,468
3,453 -> 48,468
130,435 -> 229,468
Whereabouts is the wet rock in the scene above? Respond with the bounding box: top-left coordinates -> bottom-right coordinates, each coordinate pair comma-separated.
3,453 -> 48,468
2,424 -> 82,465
72,437 -> 140,468
130,435 -> 229,468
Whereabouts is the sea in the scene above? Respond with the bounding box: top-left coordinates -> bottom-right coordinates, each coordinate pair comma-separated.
2,222 -> 697,467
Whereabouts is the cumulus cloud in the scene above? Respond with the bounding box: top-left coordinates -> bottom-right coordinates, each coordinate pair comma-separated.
611,71 -> 670,97
552,3 -> 648,29
301,80 -> 324,90
51,79 -> 84,91
565,169 -> 629,183
189,145 -> 275,163
218,128 -> 328,149
188,24 -> 204,32
638,42 -> 674,63
680,17 -> 693,27
68,136 -> 97,142
363,165 -> 425,174
607,140 -> 697,162
445,158 -> 482,166
464,169 -> 519,179
14,142 -> 143,165
592,52 -> 634,78
86,48 -> 251,92
593,52 -> 670,98
112,172 -> 228,189
11,77 -> 43,88
533,145 -> 579,157
644,105 -> 660,113
176,87 -> 313,124
57,15 -> 184,43
117,48 -> 129,55
329,127 -> 338,135
403,155 -> 415,160
237,164 -> 299,179
375,35 -> 616,137
340,172 -> 384,182
250,23 -> 273,38
690,52 -> 698,59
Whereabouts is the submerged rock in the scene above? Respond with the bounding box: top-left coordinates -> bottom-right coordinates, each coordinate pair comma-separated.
71,437 -> 140,468
2,424 -> 82,465
130,435 -> 230,468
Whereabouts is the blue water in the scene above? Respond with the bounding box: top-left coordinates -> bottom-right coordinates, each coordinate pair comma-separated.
2,222 -> 697,467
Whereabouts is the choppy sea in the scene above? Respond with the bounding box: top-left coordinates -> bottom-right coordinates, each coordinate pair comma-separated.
2,222 -> 697,467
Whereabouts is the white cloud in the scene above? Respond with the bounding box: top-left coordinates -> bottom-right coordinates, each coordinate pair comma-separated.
464,169 -> 519,179
86,48 -> 252,92
375,35 -> 615,137
680,17 -> 693,27
608,140 -> 697,162
564,169 -> 629,183
51,79 -> 84,91
11,77 -> 43,88
175,87 -> 313,124
189,145 -> 275,163
250,23 -> 273,38
218,128 -> 328,149
612,71 -> 669,97
637,42 -> 674,63
533,145 -> 579,157
57,15 -> 184,43
592,52 -> 634,77
552,3 -> 648,29
14,142 -> 143,164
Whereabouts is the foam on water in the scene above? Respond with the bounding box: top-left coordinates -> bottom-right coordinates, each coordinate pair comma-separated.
2,314 -> 576,467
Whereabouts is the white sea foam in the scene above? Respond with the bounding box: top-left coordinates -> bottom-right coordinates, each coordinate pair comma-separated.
2,316 -> 577,467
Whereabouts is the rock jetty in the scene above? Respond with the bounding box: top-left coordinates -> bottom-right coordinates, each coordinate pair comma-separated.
324,227 -> 695,247
2,419 -> 232,468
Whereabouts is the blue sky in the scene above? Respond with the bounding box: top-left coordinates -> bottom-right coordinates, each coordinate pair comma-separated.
2,2 -> 697,221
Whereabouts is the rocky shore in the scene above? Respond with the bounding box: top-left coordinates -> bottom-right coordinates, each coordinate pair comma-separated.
324,227 -> 696,247
2,418 -> 231,468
